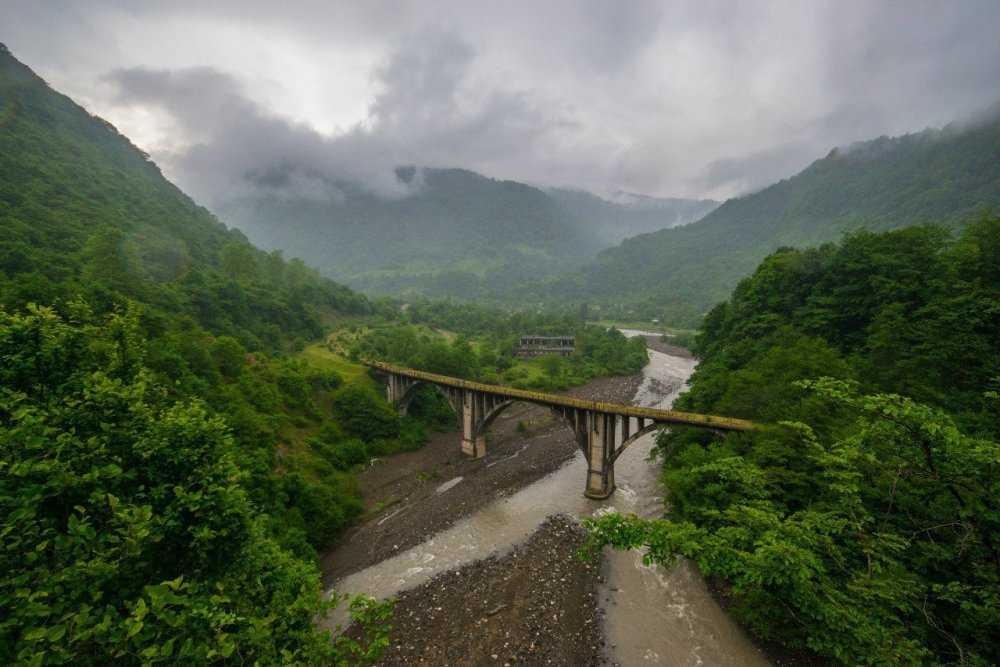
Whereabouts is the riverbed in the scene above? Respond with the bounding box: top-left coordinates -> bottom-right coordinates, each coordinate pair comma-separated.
324,346 -> 771,665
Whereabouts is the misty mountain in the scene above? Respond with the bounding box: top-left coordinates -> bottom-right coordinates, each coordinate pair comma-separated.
0,43 -> 370,348
218,165 -> 718,302
546,188 -> 719,247
213,168 -> 603,300
544,111 -> 1000,325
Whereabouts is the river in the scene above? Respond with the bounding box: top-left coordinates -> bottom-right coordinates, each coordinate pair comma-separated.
327,342 -> 770,665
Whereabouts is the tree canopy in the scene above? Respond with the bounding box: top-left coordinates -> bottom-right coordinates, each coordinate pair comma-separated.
586,215 -> 1000,665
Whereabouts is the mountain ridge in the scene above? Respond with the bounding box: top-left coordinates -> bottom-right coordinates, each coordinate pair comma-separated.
542,111 -> 1000,324
0,42 -> 371,349
220,164 -> 718,301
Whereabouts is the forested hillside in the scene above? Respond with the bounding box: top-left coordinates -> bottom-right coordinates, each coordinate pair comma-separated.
220,166 -> 717,303
0,43 -> 371,351
220,167 -> 595,301
0,44 -> 405,663
555,113 -> 1000,325
587,216 -> 1000,664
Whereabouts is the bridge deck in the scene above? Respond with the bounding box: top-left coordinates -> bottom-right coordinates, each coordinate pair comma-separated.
365,360 -> 756,432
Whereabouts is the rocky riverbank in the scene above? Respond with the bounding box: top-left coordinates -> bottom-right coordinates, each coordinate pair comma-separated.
362,516 -> 605,666
321,372 -> 643,583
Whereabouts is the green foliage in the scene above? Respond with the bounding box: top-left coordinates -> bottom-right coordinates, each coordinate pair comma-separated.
0,304 -> 390,665
586,216 -> 1000,665
405,384 -> 459,431
548,114 -> 1000,326
586,381 -> 1000,664
0,47 -> 406,663
351,309 -> 647,394
331,384 -> 400,444
680,217 -> 1000,433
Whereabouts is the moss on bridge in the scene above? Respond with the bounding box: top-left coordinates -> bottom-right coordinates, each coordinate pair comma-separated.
365,360 -> 756,432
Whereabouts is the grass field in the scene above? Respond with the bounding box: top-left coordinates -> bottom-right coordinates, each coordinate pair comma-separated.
297,342 -> 373,387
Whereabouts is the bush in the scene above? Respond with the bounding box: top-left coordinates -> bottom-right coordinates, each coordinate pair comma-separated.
331,384 -> 400,443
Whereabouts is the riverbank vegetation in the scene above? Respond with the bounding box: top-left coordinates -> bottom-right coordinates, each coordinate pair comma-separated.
586,214 -> 1000,665
335,305 -> 648,392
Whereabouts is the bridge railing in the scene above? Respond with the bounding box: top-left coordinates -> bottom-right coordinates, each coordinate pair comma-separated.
363,359 -> 756,432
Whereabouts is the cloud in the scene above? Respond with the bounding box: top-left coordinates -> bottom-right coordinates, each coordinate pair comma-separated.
101,27 -> 576,206
103,66 -> 369,203
698,142 -> 826,196
4,0 -> 1000,202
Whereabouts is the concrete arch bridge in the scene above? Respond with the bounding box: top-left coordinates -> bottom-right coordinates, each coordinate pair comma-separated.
366,360 -> 756,499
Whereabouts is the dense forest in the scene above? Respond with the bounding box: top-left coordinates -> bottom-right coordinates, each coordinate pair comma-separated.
551,111 -> 1000,326
0,43 -> 655,664
0,44 -> 411,663
586,215 -> 1000,665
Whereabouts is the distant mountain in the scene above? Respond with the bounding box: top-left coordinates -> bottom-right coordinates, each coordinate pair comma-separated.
219,166 -> 717,302
546,188 -> 719,247
219,167 -> 597,300
0,42 -> 370,349
548,112 -> 1000,325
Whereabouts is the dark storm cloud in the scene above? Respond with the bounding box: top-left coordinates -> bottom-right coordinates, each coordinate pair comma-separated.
4,1 -> 1000,201
103,28 -> 567,205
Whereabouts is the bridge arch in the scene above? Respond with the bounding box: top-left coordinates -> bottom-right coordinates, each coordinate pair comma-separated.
474,399 -> 516,438
470,400 -> 594,456
396,380 -> 462,422
610,421 -> 666,465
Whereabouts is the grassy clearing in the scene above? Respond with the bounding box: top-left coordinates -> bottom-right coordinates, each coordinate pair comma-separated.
297,342 -> 373,386
505,357 -> 549,384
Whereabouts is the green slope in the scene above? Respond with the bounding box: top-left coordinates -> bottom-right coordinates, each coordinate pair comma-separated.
0,42 -> 371,350
221,167 -> 597,301
0,43 -> 402,663
557,113 -> 1000,325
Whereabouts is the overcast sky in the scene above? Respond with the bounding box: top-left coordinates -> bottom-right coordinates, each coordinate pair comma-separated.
4,1 -> 1000,206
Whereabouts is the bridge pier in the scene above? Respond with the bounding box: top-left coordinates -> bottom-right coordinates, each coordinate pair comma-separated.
584,412 -> 616,499
461,390 -> 487,458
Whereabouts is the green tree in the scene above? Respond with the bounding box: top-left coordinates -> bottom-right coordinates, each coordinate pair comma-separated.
0,304 -> 390,665
538,353 -> 566,379
585,383 -> 1000,665
219,242 -> 259,281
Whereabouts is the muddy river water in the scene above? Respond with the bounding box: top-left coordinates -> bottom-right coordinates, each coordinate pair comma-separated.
328,341 -> 770,665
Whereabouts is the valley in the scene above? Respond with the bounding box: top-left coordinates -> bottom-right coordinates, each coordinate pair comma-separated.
3,13 -> 1000,666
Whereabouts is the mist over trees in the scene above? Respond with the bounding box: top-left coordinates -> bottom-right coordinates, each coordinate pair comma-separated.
548,113 -> 1000,325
